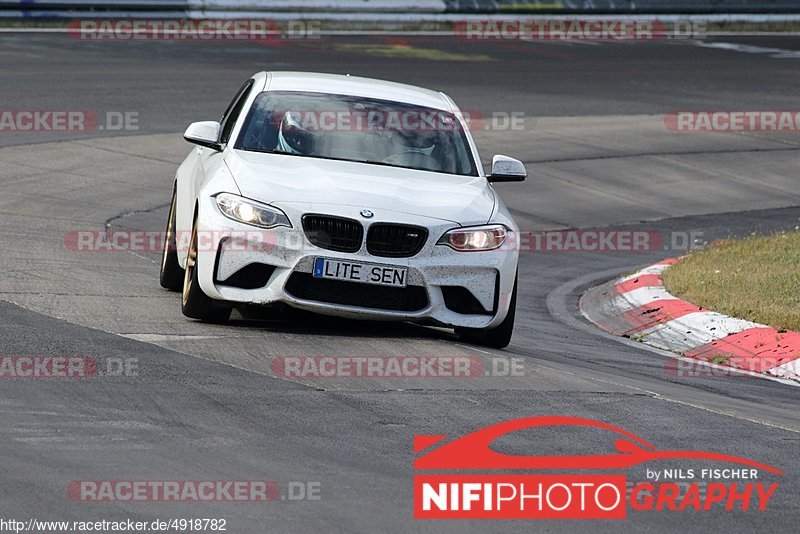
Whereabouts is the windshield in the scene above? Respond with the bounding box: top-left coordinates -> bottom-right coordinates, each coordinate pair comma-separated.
235,91 -> 478,176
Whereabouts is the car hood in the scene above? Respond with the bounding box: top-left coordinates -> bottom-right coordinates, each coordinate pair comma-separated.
226,150 -> 495,225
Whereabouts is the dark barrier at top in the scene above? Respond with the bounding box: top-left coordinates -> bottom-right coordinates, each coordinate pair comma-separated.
0,0 -> 188,9
0,0 -> 798,15
0,0 -> 189,16
448,0 -> 800,14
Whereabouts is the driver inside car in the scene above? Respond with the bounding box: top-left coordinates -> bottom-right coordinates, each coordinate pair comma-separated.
276,110 -> 319,155
383,130 -> 443,172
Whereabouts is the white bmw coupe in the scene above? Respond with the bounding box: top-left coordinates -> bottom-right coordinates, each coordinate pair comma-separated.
160,72 -> 526,348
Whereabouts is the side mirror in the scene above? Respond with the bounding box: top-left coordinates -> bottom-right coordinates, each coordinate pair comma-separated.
184,121 -> 222,151
487,155 -> 526,183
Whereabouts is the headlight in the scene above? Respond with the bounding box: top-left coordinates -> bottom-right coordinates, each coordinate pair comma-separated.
215,193 -> 291,229
437,225 -> 507,251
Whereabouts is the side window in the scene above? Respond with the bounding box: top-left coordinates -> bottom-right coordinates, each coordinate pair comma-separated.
219,79 -> 255,145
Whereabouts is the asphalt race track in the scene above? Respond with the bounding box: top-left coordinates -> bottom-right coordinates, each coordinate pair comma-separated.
2,32 -> 800,532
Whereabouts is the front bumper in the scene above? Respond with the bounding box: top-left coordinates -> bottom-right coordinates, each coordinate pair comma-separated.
191,196 -> 519,329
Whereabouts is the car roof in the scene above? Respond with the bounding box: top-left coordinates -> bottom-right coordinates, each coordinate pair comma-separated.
256,71 -> 455,112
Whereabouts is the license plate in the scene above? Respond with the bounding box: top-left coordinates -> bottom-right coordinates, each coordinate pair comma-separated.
313,257 -> 408,288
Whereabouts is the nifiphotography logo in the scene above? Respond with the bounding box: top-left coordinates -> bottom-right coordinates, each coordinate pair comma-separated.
413,417 -> 782,520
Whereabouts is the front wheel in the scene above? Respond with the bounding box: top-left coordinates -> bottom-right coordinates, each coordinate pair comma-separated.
456,274 -> 517,349
181,216 -> 232,323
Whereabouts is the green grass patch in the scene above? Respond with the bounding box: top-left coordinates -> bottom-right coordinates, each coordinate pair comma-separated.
708,354 -> 731,365
662,230 -> 800,331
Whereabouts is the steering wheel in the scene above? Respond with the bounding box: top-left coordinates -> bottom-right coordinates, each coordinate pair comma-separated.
382,151 -> 443,171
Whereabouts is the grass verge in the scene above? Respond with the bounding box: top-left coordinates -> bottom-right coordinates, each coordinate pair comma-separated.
662,230 -> 800,331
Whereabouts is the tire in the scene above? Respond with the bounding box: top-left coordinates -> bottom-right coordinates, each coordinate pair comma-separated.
181,216 -> 232,323
456,274 -> 517,349
159,185 -> 184,291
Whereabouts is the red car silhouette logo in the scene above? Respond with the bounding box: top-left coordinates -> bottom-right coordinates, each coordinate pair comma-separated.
414,416 -> 782,474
